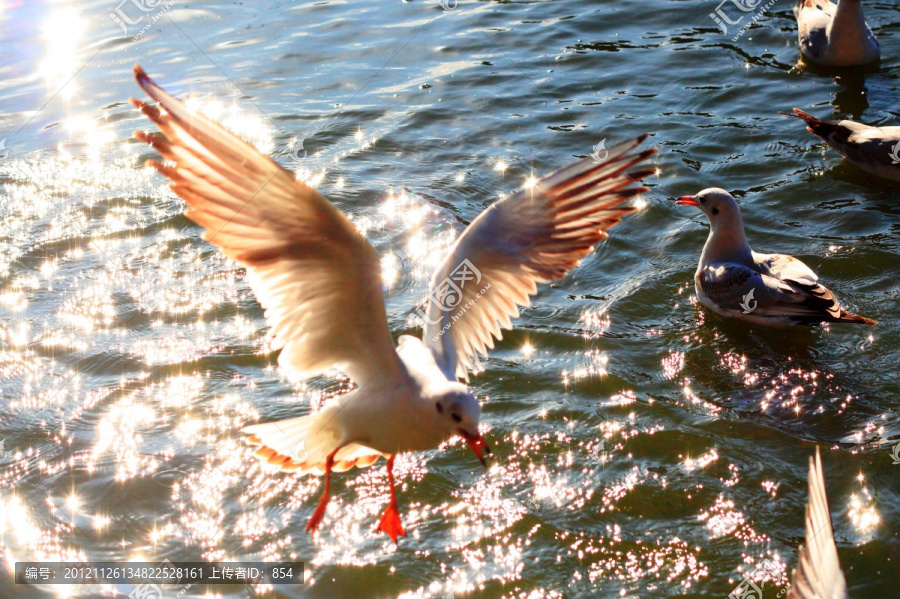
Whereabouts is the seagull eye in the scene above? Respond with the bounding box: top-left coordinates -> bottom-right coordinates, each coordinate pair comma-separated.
436,402 -> 444,414
451,414 -> 462,423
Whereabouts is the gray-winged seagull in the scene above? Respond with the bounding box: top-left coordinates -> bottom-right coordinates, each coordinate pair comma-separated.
676,188 -> 875,327
793,0 -> 880,67
782,108 -> 900,183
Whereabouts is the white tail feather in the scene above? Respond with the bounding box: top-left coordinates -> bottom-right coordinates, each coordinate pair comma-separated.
243,408 -> 384,474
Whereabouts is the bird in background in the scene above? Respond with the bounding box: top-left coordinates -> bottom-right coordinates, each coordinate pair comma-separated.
676,188 -> 875,326
793,0 -> 880,67
782,108 -> 900,183
785,448 -> 848,599
130,64 -> 656,542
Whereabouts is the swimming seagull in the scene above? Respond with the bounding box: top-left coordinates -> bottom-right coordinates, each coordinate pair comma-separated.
675,189 -> 875,326
785,448 -> 848,599
781,108 -> 900,183
130,65 -> 656,541
793,0 -> 879,67
794,0 -> 881,67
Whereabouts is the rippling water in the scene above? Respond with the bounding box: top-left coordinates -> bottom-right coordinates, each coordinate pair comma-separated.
1,1 -> 899,597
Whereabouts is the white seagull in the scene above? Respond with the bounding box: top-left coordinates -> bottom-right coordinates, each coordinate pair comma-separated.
782,108 -> 900,183
130,65 -> 657,541
793,0 -> 880,67
785,448 -> 848,599
676,189 -> 875,327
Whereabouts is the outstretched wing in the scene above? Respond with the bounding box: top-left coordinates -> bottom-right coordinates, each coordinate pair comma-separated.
786,448 -> 848,599
423,135 -> 657,379
130,65 -> 403,387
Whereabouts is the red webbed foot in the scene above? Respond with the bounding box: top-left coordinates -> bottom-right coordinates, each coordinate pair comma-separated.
377,455 -> 407,544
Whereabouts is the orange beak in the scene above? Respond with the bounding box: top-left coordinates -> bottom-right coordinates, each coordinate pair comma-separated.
675,195 -> 699,206
458,428 -> 492,468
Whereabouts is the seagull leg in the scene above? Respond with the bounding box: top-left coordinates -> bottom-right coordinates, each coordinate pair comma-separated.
306,447 -> 340,535
377,455 -> 406,543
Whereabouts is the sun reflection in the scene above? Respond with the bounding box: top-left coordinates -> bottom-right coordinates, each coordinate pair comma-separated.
39,8 -> 87,98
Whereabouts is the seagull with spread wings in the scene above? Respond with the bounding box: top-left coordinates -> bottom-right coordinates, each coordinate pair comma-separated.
131,65 -> 656,542
676,188 -> 875,327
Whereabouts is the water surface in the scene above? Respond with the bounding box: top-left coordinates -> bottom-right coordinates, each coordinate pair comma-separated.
1,0 -> 899,597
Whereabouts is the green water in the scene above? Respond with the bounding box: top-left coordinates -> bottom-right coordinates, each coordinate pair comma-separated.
0,0 -> 898,597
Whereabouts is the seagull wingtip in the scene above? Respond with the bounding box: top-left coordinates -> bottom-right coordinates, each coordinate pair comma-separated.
133,64 -> 156,93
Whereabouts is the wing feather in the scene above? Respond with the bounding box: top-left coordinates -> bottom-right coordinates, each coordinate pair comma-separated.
131,65 -> 403,386
422,135 -> 657,379
785,448 -> 848,599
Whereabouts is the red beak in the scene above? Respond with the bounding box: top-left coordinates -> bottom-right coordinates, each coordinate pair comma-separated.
675,195 -> 699,206
458,428 -> 492,468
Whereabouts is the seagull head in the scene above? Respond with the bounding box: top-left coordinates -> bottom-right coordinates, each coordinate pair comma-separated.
434,384 -> 492,467
675,187 -> 738,220
676,187 -> 747,232
676,188 -> 750,262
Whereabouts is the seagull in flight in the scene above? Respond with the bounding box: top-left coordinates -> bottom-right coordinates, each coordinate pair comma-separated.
793,0 -> 880,67
785,448 -> 848,599
130,65 -> 656,541
676,189 -> 875,327
782,108 -> 900,183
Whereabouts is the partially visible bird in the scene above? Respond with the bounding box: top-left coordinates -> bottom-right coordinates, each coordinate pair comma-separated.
130,65 -> 657,542
675,188 -> 875,326
793,0 -> 879,67
785,448 -> 848,599
782,108 -> 900,183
